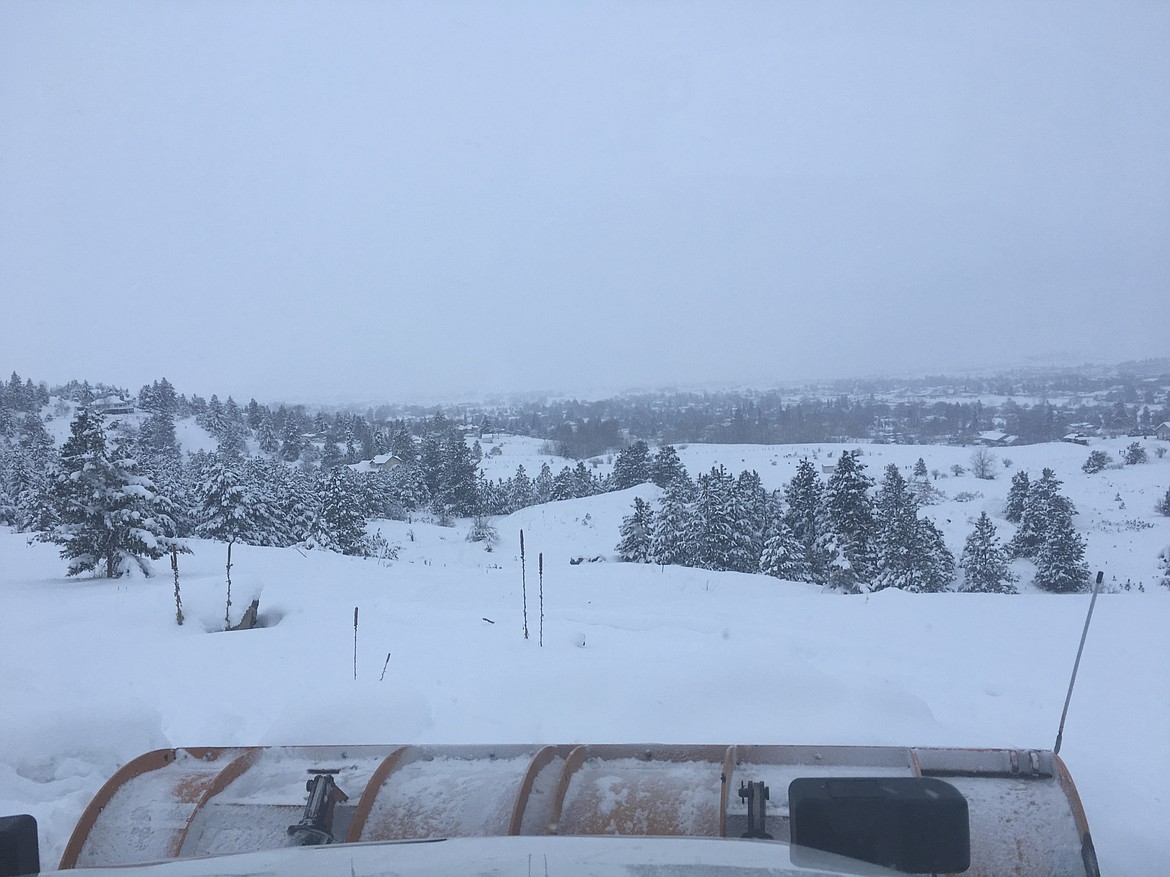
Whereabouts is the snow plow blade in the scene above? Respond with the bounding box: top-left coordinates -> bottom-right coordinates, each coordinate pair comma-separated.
59,744 -> 1096,875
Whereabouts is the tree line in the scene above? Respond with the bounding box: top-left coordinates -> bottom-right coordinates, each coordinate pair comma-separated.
618,451 -> 1095,594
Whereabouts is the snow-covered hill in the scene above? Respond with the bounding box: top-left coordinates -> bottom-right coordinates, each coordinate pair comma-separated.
1,437 -> 1168,873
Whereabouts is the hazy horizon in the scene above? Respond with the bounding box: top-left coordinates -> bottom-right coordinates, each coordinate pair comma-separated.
3,2 -> 1167,405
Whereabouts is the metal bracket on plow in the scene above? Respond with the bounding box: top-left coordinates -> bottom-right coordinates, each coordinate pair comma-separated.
287,773 -> 349,845
738,781 -> 772,840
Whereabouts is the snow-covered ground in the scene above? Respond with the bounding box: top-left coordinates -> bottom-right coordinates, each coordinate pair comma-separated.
1,436 -> 1168,873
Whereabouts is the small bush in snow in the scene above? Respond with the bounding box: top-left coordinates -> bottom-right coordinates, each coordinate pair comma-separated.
467,516 -> 499,547
1124,442 -> 1148,465
1082,450 -> 1110,474
1156,486 -> 1170,517
953,491 -> 983,503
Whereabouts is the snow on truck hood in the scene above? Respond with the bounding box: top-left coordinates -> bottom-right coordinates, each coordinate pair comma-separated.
58,835 -> 901,877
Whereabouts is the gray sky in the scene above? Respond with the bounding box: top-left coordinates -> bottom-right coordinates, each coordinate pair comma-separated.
2,1 -> 1167,405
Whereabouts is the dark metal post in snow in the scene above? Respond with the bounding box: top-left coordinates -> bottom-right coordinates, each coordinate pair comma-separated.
538,552 -> 544,648
520,530 -> 529,640
1054,571 -> 1103,755
353,607 -> 359,681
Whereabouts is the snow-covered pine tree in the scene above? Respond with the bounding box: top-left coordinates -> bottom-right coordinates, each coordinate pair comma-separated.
1004,470 -> 1030,523
439,435 -> 480,517
611,440 -> 652,490
572,461 -> 597,498
534,462 -> 554,504
650,476 -> 695,568
256,411 -> 280,455
551,466 -> 577,501
1009,468 -> 1074,559
872,463 -> 919,592
616,496 -> 654,562
759,518 -> 811,582
320,440 -> 344,470
386,462 -> 430,513
509,464 -> 537,511
308,466 -> 370,555
650,445 -> 686,488
1159,546 -> 1170,590
692,465 -> 741,571
822,450 -> 877,586
733,470 -> 768,573
1033,512 -> 1090,593
784,458 -> 826,583
195,452 -> 277,546
41,409 -> 186,578
6,414 -> 57,533
261,459 -> 316,546
959,512 -> 1017,593
912,517 -> 955,593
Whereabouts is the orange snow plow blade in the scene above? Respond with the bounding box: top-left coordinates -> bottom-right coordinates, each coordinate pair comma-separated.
60,744 -> 1096,876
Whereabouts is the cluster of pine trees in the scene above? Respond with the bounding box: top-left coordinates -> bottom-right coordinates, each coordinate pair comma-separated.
618,451 -> 970,593
1003,469 -> 1091,593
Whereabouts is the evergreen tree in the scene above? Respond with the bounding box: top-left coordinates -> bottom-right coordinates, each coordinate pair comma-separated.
41,410 -> 185,577
509,464 -> 537,511
821,450 -> 877,586
1009,468 -> 1074,559
279,411 -> 305,462
959,512 -> 1017,593
321,440 -> 344,470
651,476 -> 695,567
572,461 -> 597,498
6,414 -> 57,533
611,440 -> 652,489
262,460 -> 317,546
734,470 -> 768,572
195,453 -> 277,547
1081,450 -> 1110,474
872,463 -> 920,591
256,411 -> 280,455
534,462 -> 554,504
1123,442 -> 1147,465
389,426 -> 417,463
692,465 -> 749,572
387,463 -> 430,512
759,518 -> 811,582
912,518 -> 955,593
650,445 -> 686,488
308,466 -> 370,555
551,466 -> 577,501
784,458 -> 826,583
1033,513 -> 1091,593
439,435 -> 480,517
616,496 -> 654,562
1004,470 -> 1030,523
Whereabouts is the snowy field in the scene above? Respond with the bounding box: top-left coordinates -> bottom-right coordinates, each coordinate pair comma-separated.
1,436 -> 1168,873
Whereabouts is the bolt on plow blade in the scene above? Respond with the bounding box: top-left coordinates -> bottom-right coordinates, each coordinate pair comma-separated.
59,744 -> 1097,876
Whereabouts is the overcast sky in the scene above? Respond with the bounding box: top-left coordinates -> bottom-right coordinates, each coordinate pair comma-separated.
2,1 -> 1167,405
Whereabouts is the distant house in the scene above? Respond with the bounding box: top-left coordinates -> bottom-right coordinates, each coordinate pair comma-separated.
92,395 -> 135,416
1156,422 -> 1170,442
348,454 -> 404,475
976,430 -> 1017,447
1061,433 -> 1090,446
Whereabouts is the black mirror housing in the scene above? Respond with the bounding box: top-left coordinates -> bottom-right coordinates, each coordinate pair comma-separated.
789,776 -> 970,874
